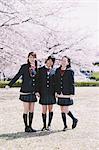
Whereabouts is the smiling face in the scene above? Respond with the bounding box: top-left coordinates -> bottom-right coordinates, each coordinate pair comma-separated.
46,59 -> 54,68
61,56 -> 69,68
28,52 -> 37,66
28,54 -> 36,66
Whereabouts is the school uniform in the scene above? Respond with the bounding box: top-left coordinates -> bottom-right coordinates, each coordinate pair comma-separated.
55,67 -> 75,106
8,64 -> 37,102
37,66 -> 56,105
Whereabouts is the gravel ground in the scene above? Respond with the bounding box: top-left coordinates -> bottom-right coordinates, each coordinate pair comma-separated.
0,87 -> 99,150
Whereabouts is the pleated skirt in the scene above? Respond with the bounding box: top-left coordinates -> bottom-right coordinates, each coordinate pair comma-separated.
19,93 -> 37,102
57,97 -> 73,106
39,95 -> 56,105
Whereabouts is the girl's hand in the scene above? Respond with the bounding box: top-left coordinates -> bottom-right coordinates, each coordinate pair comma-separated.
35,92 -> 40,97
55,92 -> 58,98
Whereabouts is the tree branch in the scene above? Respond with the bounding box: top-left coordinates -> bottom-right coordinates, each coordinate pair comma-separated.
0,10 -> 19,14
0,17 -> 16,27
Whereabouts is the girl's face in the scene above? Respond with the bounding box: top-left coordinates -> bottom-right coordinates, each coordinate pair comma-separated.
28,55 -> 36,66
46,59 -> 53,68
61,57 -> 69,67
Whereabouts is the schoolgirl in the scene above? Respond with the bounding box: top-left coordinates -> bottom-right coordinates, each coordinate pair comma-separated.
7,52 -> 37,132
55,56 -> 78,131
36,56 -> 56,131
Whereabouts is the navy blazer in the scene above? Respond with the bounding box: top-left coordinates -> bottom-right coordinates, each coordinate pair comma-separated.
8,64 -> 37,93
36,66 -> 56,96
55,67 -> 75,95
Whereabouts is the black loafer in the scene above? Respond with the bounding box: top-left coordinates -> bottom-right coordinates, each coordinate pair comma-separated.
63,126 -> 68,131
29,127 -> 37,132
72,118 -> 78,129
25,126 -> 30,132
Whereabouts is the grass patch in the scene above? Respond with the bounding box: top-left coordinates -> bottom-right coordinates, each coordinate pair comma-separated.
90,72 -> 99,81
0,80 -> 22,88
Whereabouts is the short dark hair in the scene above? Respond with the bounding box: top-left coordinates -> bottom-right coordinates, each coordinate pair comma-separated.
45,56 -> 55,64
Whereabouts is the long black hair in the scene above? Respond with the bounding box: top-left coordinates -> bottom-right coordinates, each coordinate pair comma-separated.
27,52 -> 37,71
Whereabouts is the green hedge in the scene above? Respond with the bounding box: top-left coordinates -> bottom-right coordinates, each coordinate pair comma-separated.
0,80 -> 22,88
75,81 -> 99,87
0,80 -> 99,88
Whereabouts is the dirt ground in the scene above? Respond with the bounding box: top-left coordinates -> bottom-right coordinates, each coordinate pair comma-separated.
0,87 -> 99,150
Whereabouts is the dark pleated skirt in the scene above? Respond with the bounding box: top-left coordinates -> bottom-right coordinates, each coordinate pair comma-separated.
57,98 -> 73,106
39,95 -> 56,105
19,94 -> 37,102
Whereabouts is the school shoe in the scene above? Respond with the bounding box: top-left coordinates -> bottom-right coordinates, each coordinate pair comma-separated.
25,126 -> 31,132
29,127 -> 36,132
72,118 -> 78,129
63,126 -> 68,131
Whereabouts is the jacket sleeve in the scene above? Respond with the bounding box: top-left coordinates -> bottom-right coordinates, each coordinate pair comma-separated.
54,69 -> 59,93
69,70 -> 75,95
8,65 -> 23,87
35,68 -> 41,92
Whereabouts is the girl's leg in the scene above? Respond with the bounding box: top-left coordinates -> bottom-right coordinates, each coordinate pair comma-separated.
65,106 -> 69,113
29,102 -> 35,113
48,105 -> 53,112
42,105 -> 47,130
28,102 -> 36,132
23,102 -> 30,113
66,108 -> 78,129
61,106 -> 67,131
42,105 -> 47,114
47,105 -> 53,128
23,102 -> 30,132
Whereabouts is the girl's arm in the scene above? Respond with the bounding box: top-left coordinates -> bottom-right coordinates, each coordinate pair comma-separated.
8,65 -> 23,87
54,69 -> 59,93
35,68 -> 41,93
69,70 -> 75,95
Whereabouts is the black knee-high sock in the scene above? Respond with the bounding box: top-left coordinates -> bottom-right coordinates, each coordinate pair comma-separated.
48,112 -> 53,127
61,112 -> 67,128
23,113 -> 28,127
67,111 -> 75,120
29,112 -> 33,127
42,113 -> 46,128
